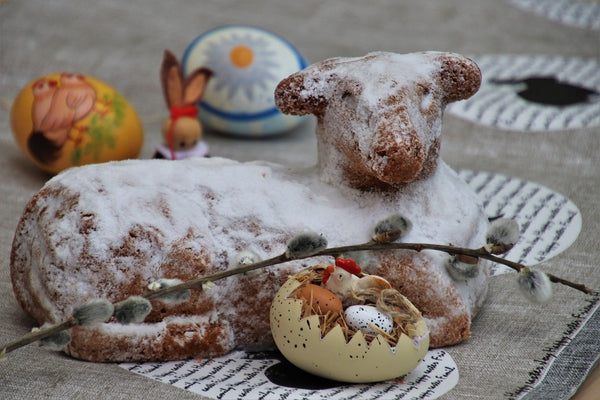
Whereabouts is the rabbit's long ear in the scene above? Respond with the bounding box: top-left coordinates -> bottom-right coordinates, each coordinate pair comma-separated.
161,50 -> 184,108
183,67 -> 213,105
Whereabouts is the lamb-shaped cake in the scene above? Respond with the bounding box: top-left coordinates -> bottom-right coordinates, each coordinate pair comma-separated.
11,51 -> 489,361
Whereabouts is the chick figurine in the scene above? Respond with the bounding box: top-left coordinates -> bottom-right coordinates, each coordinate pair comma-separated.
154,50 -> 213,160
322,258 -> 392,306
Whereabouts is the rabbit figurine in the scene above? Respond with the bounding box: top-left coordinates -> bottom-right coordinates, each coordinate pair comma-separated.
154,50 -> 213,160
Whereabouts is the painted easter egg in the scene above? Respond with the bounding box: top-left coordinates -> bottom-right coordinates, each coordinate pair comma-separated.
182,25 -> 308,137
11,73 -> 143,174
344,305 -> 394,335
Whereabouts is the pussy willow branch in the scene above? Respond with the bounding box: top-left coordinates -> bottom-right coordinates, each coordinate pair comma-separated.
319,241 -> 593,294
1,239 -> 593,357
0,254 -> 291,356
1,317 -> 77,355
142,253 -> 289,300
148,240 -> 593,297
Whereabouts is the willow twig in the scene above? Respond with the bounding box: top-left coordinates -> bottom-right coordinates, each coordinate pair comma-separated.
1,317 -> 77,356
311,241 -> 594,294
142,253 -> 289,300
1,238 -> 593,357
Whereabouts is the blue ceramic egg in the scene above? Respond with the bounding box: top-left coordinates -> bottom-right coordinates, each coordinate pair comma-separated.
182,25 -> 308,137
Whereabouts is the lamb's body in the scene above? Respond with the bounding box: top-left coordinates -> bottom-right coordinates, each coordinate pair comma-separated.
11,51 -> 489,361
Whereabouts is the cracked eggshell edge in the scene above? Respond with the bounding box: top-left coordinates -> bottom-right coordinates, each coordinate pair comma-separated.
270,276 -> 430,383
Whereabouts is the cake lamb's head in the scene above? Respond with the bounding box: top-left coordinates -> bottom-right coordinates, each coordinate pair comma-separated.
275,51 -> 481,188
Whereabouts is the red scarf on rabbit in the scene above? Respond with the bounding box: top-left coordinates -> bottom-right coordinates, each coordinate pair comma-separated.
167,105 -> 199,160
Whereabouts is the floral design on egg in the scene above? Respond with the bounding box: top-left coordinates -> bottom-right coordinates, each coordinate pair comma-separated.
204,33 -> 278,100
182,25 -> 308,136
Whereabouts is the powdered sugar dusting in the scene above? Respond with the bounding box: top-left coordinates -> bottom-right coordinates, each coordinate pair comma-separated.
12,51 -> 489,359
29,156 -> 487,315
284,52 -> 454,187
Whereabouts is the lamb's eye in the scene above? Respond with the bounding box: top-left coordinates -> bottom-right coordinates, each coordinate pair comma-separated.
420,87 -> 433,112
341,89 -> 359,110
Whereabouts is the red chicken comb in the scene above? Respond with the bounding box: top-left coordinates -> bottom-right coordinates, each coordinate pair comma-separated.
335,258 -> 362,275
322,265 -> 335,284
322,258 -> 362,283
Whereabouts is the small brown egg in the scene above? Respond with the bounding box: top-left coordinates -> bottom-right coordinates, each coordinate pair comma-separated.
295,284 -> 342,314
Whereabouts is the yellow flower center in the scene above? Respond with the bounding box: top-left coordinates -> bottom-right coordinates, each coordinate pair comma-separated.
229,45 -> 254,69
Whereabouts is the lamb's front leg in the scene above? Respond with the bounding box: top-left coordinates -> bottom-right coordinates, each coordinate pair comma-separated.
375,252 -> 472,347
65,316 -> 236,362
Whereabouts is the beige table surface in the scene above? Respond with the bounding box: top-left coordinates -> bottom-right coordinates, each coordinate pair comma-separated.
1,0 -> 599,399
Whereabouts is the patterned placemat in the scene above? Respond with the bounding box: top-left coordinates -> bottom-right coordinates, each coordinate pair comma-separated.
119,170 -> 583,399
121,349 -> 458,400
510,293 -> 600,399
447,55 -> 600,132
509,0 -> 600,30
458,169 -> 581,275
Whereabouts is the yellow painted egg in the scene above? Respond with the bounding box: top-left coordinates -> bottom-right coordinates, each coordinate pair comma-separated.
182,25 -> 308,137
270,270 -> 430,383
10,73 -> 143,174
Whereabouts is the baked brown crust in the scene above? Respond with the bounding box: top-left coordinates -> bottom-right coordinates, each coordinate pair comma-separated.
11,51 -> 488,361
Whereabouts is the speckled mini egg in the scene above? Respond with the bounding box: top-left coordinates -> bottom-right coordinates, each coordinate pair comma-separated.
270,273 -> 430,383
294,284 -> 343,315
182,25 -> 308,137
10,73 -> 143,174
344,305 -> 394,336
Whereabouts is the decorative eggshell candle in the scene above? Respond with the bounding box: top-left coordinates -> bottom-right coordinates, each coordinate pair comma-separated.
182,25 -> 308,137
10,73 -> 143,174
270,274 -> 430,383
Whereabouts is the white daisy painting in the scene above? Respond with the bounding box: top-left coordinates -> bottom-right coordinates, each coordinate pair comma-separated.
183,26 -> 308,136
205,33 -> 278,101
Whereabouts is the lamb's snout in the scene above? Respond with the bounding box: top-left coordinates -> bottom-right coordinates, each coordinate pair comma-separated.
274,51 -> 480,188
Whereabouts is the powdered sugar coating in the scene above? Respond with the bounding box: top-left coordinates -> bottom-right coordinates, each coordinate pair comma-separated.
276,51 -> 481,188
11,51 -> 488,361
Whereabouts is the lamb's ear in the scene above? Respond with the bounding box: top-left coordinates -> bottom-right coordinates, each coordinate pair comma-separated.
161,50 -> 184,108
275,72 -> 329,116
183,68 -> 213,105
438,53 -> 481,104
